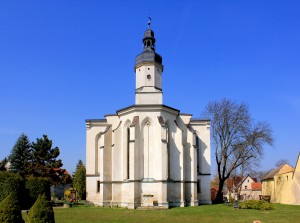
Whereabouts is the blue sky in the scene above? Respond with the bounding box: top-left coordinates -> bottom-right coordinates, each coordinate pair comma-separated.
0,0 -> 299,175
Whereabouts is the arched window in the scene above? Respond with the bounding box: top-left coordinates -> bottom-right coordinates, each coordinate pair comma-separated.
166,126 -> 170,179
127,127 -> 130,179
196,136 -> 200,173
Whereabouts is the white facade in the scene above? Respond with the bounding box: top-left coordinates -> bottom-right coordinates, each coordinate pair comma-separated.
86,25 -> 211,209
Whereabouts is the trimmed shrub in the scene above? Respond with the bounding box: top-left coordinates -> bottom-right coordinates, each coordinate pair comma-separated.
0,172 -> 24,203
239,200 -> 274,210
27,194 -> 55,223
24,176 -> 51,209
0,193 -> 24,223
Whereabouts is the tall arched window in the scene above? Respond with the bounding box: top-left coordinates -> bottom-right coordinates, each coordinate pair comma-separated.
196,136 -> 200,174
166,126 -> 170,179
127,127 -> 130,179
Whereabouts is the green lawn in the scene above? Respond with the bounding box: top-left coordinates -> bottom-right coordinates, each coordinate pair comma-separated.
24,203 -> 300,223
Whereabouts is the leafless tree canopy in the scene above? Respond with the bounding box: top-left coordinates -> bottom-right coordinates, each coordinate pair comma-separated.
275,159 -> 291,167
205,98 -> 274,203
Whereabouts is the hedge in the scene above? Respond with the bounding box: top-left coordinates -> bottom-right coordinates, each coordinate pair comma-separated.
0,172 -> 24,203
24,176 -> 51,210
0,193 -> 24,223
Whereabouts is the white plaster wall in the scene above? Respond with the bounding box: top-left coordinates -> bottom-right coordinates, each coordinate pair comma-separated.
86,106 -> 211,208
86,123 -> 108,175
86,176 -> 100,205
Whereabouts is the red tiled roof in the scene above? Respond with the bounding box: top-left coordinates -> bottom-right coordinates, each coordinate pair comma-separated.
251,182 -> 262,191
53,168 -> 70,175
226,176 -> 243,190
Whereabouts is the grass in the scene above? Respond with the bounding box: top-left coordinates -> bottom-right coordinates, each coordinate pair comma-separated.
23,203 -> 300,223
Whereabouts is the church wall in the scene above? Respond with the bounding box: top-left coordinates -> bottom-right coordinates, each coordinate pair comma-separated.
190,121 -> 210,175
86,121 -> 110,205
111,123 -> 122,181
86,123 -> 108,175
86,176 -> 100,205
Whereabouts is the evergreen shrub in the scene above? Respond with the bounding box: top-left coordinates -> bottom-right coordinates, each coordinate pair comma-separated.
24,176 -> 51,210
0,172 -> 24,203
27,194 -> 55,223
0,193 -> 24,223
239,200 -> 274,210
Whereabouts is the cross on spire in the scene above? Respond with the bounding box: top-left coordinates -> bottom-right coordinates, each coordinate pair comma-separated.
148,17 -> 151,29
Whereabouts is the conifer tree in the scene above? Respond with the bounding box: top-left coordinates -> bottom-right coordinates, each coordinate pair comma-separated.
27,193 -> 55,223
73,160 -> 86,200
29,135 -> 62,184
0,193 -> 24,223
9,133 -> 31,175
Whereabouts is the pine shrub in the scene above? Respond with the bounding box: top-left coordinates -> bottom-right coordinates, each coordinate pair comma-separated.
0,193 -> 24,223
26,194 -> 55,223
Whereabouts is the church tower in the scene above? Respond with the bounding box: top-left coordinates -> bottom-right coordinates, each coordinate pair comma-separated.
134,20 -> 164,104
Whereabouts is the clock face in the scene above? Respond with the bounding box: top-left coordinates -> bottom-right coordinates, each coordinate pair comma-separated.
147,74 -> 151,80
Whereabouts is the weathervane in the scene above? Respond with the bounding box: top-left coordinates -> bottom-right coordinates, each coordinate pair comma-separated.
148,16 -> 151,29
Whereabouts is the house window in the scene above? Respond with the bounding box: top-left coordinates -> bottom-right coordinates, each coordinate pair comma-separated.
97,181 -> 100,193
286,176 -> 288,181
245,186 -> 247,190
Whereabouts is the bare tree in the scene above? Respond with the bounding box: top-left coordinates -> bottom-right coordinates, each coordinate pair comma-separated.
275,159 -> 291,167
205,98 -> 274,203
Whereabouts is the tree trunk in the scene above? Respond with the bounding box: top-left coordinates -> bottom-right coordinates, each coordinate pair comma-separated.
214,179 -> 225,204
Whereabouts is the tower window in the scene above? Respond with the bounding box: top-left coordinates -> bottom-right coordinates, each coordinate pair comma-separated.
97,181 -> 100,193
148,68 -> 150,70
147,74 -> 151,80
197,179 -> 201,193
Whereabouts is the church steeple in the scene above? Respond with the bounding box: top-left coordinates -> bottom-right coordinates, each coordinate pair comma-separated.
134,19 -> 164,105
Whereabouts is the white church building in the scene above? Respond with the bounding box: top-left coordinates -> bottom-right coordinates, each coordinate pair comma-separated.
86,23 -> 211,209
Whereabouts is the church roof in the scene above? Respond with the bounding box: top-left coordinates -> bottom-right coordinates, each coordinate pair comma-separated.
116,104 -> 180,116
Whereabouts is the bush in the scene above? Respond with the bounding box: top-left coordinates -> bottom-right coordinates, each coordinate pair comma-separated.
239,200 -> 275,210
0,193 -> 24,223
24,176 -> 51,209
0,172 -> 24,203
27,194 -> 55,223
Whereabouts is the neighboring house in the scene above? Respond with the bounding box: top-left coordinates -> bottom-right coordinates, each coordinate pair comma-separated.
225,175 -> 262,201
50,168 -> 71,200
262,153 -> 300,205
239,176 -> 262,200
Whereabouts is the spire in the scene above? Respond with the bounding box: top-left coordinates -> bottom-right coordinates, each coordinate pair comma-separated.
135,18 -> 163,68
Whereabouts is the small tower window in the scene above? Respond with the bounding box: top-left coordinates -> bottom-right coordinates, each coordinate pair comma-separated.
97,181 -> 100,193
148,68 -> 150,70
147,74 -> 151,80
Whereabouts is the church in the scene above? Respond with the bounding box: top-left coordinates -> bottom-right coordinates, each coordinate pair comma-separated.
86,22 -> 211,209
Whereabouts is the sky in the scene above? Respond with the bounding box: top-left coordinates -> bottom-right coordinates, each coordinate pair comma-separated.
0,0 -> 299,175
